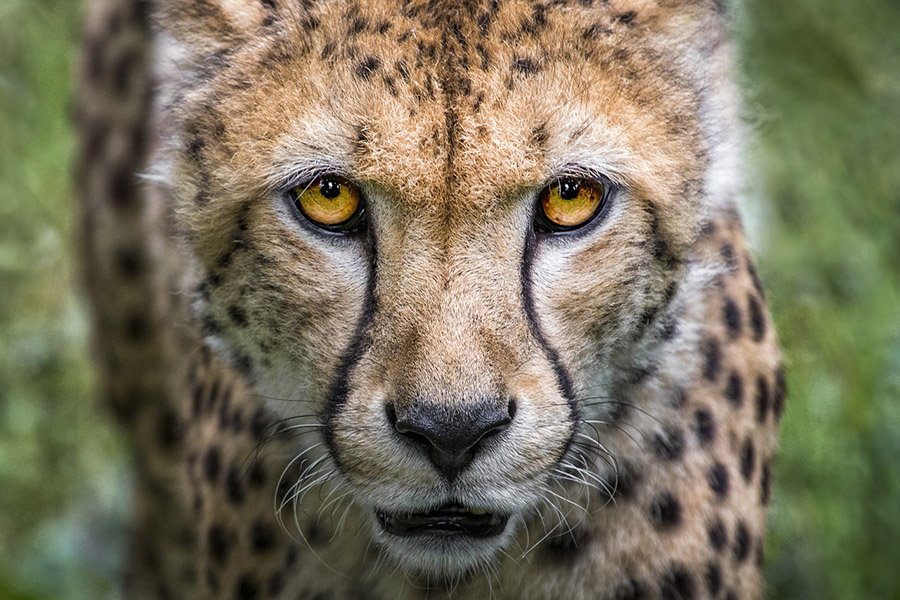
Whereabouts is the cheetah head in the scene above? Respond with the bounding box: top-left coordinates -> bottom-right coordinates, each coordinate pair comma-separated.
153,0 -> 736,577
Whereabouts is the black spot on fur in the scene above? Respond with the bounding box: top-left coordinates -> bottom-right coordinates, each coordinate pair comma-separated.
305,521 -> 329,547
205,379 -> 220,412
236,575 -> 259,600
748,293 -> 766,341
225,465 -> 245,505
355,56 -> 381,79
348,16 -> 368,35
285,545 -> 299,568
158,410 -> 183,449
124,314 -> 150,342
395,59 -> 411,82
511,56 -> 541,75
653,427 -> 685,461
301,15 -> 320,31
472,91 -> 485,113
233,352 -> 254,377
650,492 -> 682,530
128,121 -> 147,158
616,11 -> 637,25
475,42 -> 491,70
708,518 -> 728,552
755,375 -> 771,423
694,408 -> 716,445
708,462 -> 730,499
320,41 -> 336,60
720,242 -> 737,270
531,123 -> 549,148
521,4 -> 549,36
773,366 -> 787,421
196,281 -> 211,303
109,385 -> 141,423
115,246 -> 145,278
660,314 -> 679,340
110,48 -> 139,96
248,461 -> 266,487
756,541 -> 766,567
723,297 -> 742,340
205,568 -> 220,594
268,572 -> 285,596
228,305 -> 248,327
740,438 -> 756,481
659,566 -> 695,599
733,521 -> 751,563
612,578 -> 647,600
217,390 -> 233,430
724,372 -> 744,407
612,461 -> 641,500
250,407 -> 270,441
543,525 -> 590,562
201,315 -> 222,336
701,338 -> 722,382
250,521 -> 276,553
760,461 -> 772,505
229,407 -> 244,433
672,388 -> 688,409
204,446 -> 222,483
582,23 -> 613,39
747,256 -> 766,298
383,74 -> 398,96
705,562 -> 723,596
208,524 -> 230,565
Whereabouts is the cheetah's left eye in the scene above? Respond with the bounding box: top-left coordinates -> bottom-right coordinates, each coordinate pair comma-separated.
535,178 -> 607,232
289,176 -> 365,233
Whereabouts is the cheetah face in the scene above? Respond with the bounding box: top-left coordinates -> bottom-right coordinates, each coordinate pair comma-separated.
155,0 -> 733,577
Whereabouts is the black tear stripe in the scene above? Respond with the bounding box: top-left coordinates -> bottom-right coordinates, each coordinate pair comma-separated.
520,231 -> 579,431
322,237 -> 378,473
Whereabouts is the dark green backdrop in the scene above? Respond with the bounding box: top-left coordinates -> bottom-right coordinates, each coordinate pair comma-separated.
1,0 -> 898,598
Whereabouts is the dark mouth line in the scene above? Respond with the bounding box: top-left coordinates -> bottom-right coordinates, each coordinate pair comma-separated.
377,502 -> 510,539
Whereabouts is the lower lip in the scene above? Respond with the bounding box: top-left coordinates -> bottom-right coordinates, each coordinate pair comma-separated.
376,509 -> 510,539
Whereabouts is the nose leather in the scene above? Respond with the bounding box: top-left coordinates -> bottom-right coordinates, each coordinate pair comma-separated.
392,400 -> 514,481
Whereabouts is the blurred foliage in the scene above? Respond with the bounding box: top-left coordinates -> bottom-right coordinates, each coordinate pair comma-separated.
0,0 -> 898,598
737,0 -> 900,598
0,1 -> 128,599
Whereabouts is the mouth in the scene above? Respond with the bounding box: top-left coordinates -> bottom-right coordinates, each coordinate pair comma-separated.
376,502 -> 510,539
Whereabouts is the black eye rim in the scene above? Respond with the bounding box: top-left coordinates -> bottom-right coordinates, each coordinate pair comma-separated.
533,176 -> 615,235
285,175 -> 368,235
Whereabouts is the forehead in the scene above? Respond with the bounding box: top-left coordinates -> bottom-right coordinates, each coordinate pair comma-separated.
206,0 -> 706,203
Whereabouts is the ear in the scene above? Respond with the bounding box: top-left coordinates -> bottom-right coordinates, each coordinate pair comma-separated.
153,0 -> 273,56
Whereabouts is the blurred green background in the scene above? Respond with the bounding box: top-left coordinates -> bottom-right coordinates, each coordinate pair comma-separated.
0,0 -> 898,598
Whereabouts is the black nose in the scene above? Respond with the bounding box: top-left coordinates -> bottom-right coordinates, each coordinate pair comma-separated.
388,399 -> 516,481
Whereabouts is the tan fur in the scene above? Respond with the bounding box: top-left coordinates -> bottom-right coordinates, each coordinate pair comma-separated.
77,0 -> 783,598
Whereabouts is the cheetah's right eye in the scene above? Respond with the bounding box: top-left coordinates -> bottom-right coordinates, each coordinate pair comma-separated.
289,176 -> 365,233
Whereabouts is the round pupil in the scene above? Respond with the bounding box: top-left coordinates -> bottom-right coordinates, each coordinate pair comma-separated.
558,180 -> 581,200
319,179 -> 342,199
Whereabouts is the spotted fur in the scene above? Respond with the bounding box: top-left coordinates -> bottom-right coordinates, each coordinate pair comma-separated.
76,0 -> 783,598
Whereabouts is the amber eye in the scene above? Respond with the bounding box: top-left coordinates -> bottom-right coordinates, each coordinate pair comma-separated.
537,178 -> 606,232
291,176 -> 364,231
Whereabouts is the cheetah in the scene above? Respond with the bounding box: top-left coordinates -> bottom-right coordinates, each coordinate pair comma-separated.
75,0 -> 785,598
